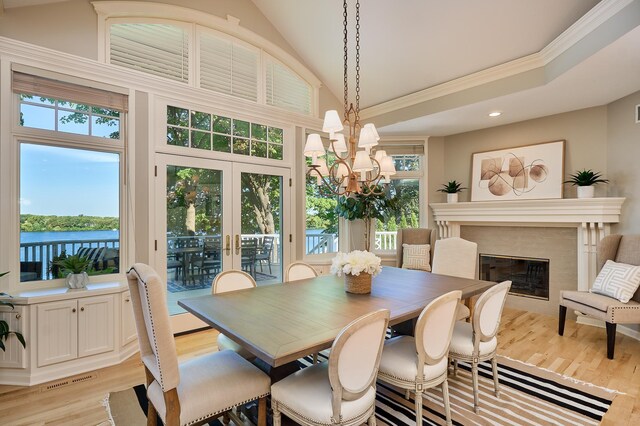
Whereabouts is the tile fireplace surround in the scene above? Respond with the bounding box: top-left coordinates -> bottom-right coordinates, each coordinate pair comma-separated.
430,198 -> 626,329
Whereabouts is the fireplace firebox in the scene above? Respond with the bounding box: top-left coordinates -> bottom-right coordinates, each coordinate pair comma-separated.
479,254 -> 549,300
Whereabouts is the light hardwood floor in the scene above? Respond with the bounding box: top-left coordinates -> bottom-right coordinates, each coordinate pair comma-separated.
0,308 -> 639,425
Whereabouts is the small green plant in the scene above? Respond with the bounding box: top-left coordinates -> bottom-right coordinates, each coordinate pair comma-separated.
54,255 -> 92,275
564,169 -> 609,187
437,180 -> 467,194
0,272 -> 26,352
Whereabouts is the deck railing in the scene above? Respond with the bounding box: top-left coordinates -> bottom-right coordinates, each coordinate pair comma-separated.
375,231 -> 398,251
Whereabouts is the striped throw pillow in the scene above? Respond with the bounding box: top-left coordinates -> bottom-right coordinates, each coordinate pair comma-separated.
591,260 -> 640,303
76,247 -> 105,263
402,243 -> 431,272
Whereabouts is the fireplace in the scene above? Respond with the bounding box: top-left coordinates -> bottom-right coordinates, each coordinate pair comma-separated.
479,254 -> 550,300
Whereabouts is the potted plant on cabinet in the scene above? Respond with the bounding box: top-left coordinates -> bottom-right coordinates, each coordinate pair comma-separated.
0,272 -> 26,352
437,180 -> 466,203
54,255 -> 92,289
564,169 -> 609,199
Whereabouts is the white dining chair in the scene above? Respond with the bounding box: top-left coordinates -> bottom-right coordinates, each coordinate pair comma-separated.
432,237 -> 479,321
271,309 -> 390,426
285,261 -> 318,282
449,280 -> 511,413
127,264 -> 270,426
212,270 -> 257,360
377,290 -> 462,426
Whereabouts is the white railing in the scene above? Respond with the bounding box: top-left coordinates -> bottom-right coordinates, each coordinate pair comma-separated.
306,232 -> 338,255
375,231 -> 397,251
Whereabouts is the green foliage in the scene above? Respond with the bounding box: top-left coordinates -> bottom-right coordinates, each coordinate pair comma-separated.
20,214 -> 119,232
0,272 -> 26,352
377,179 -> 420,232
564,169 -> 609,186
437,180 -> 466,194
335,186 -> 395,222
305,175 -> 338,234
54,255 -> 92,275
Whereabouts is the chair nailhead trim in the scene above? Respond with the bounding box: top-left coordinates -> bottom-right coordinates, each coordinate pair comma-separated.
610,305 -> 640,323
273,398 -> 372,426
183,392 -> 270,426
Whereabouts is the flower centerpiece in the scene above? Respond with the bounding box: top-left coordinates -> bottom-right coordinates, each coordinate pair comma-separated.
331,250 -> 382,294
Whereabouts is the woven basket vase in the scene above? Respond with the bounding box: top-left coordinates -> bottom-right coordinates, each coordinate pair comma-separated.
344,272 -> 372,294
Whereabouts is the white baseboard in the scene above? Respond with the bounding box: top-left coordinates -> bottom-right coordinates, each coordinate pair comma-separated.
576,314 -> 640,341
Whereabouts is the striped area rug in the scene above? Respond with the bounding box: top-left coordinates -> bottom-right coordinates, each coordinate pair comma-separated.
106,353 -> 618,426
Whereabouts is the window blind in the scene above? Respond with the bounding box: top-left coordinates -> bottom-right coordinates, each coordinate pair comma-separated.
109,23 -> 189,83
12,72 -> 128,112
266,59 -> 311,115
376,143 -> 424,156
199,32 -> 258,102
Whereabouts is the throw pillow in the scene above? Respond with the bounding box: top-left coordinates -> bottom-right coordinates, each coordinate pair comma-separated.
402,243 -> 431,272
590,260 -> 640,303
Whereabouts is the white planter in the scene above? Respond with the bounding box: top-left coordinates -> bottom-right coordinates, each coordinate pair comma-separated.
447,193 -> 459,203
577,186 -> 595,199
66,272 -> 89,289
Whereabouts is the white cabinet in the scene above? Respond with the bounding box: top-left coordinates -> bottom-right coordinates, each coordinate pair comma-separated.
78,295 -> 115,357
37,300 -> 78,367
120,291 -> 137,346
0,305 -> 26,368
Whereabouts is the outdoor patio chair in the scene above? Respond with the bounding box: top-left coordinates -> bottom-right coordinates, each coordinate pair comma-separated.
241,238 -> 258,278
255,236 -> 274,275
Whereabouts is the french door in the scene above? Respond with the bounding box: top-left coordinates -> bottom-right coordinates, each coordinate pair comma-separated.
155,154 -> 291,332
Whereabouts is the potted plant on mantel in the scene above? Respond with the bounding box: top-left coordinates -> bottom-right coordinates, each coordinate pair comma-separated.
437,180 -> 467,203
54,255 -> 92,289
564,169 -> 609,199
0,272 -> 26,352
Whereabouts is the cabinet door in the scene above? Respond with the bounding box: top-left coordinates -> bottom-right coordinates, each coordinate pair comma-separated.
37,300 -> 78,367
0,305 -> 26,368
121,291 -> 137,346
78,295 -> 115,358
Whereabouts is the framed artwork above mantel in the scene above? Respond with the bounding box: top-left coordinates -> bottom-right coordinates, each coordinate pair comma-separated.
471,140 -> 565,202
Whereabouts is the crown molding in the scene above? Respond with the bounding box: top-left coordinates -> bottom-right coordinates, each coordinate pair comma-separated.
360,0 -> 636,122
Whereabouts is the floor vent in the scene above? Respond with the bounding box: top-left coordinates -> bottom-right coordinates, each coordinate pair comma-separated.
71,374 -> 96,384
42,373 -> 96,392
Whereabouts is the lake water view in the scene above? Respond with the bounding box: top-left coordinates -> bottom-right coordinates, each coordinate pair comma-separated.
20,230 -> 120,244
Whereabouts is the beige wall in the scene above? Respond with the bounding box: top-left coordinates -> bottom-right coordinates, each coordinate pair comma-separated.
437,106 -> 609,201
607,90 -> 640,234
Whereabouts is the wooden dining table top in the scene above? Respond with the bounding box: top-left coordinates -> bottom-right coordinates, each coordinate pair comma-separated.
178,266 -> 495,367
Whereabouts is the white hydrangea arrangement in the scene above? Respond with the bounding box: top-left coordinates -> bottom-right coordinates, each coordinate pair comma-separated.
330,250 -> 382,277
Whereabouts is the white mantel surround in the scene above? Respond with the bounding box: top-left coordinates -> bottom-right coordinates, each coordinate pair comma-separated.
430,197 -> 625,301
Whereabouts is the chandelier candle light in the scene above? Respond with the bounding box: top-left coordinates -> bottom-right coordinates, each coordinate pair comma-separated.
304,0 -> 396,196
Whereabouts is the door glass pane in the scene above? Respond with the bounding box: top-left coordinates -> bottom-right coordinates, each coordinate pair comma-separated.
240,172 -> 282,284
166,166 -> 223,315
375,178 -> 420,251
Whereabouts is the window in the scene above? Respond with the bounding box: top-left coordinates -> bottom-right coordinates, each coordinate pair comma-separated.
166,105 -> 284,160
305,151 -> 339,256
19,144 -> 120,282
393,154 -> 421,172
375,179 -> 421,251
266,58 -> 312,115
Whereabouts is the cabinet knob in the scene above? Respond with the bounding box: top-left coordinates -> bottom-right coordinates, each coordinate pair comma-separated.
15,314 -> 21,320
72,308 -> 76,313
80,307 -> 85,312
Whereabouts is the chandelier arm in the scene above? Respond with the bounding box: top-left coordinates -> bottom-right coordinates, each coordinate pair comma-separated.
307,166 -> 348,197
327,159 -> 351,186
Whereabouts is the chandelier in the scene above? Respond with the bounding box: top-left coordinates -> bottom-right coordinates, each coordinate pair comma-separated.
304,0 -> 396,197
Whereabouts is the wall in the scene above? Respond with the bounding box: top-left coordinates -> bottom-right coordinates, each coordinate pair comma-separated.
427,136 -> 445,228
438,106 -> 609,201
607,90 -> 640,234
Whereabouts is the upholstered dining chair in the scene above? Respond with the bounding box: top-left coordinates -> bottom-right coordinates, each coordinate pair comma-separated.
396,228 -> 437,268
432,237 -> 479,321
559,234 -> 640,359
271,309 -> 390,426
127,264 -> 270,426
449,280 -> 511,413
212,270 -> 257,360
378,290 -> 462,426
285,261 -> 318,282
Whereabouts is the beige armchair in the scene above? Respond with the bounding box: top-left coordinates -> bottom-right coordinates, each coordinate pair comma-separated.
395,228 -> 437,268
559,234 -> 640,359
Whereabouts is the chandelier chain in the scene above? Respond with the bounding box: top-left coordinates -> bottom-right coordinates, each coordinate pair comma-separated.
343,0 -> 349,117
355,0 -> 361,121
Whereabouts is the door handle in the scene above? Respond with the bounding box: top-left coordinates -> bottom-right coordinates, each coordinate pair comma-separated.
225,235 -> 231,256
235,234 -> 241,255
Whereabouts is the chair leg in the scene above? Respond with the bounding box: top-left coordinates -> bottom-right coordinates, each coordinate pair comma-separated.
313,352 -> 318,364
258,396 -> 267,426
222,412 -> 230,425
453,359 -> 458,376
146,400 -> 157,426
491,356 -> 501,397
606,322 -> 617,359
414,391 -> 423,426
404,389 -> 411,400
368,412 -> 377,426
272,400 -> 282,426
558,305 -> 567,336
442,379 -> 453,426
472,361 -> 480,413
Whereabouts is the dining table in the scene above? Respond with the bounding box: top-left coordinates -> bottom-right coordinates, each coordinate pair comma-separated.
178,266 -> 496,380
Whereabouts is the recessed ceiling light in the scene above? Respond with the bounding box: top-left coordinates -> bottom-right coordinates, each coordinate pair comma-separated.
489,112 -> 502,117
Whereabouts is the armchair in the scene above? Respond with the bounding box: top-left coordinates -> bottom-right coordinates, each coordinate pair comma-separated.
395,228 -> 437,268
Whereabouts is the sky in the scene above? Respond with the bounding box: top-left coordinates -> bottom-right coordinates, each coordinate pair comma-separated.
20,143 -> 120,217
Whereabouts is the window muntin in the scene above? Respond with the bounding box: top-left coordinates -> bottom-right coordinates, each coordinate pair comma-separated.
19,144 -> 121,283
19,94 -> 121,140
166,105 -> 283,160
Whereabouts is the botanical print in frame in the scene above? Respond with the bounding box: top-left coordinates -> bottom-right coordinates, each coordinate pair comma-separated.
471,140 -> 565,201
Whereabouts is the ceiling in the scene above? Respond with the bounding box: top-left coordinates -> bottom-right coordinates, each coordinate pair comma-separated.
252,0 -> 640,136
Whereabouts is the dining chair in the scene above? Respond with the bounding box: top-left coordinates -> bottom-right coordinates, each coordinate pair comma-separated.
395,228 -> 437,268
377,290 -> 462,426
285,261 -> 318,282
255,236 -> 275,275
127,263 -> 270,426
212,270 -> 257,360
449,280 -> 511,413
271,309 -> 390,426
432,237 -> 479,321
